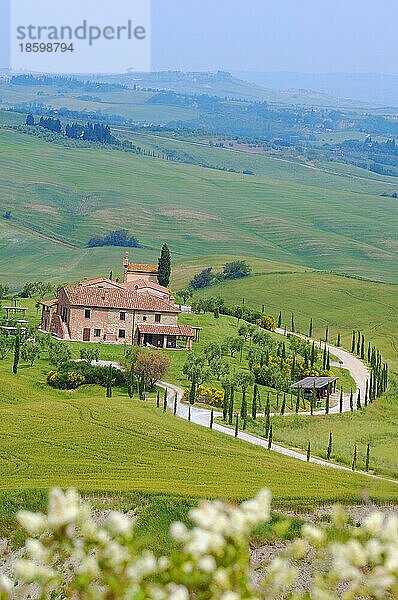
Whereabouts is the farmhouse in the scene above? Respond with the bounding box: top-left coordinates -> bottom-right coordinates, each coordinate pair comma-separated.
40,255 -> 194,349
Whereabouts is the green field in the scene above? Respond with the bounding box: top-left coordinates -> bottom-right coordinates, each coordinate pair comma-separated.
1,126 -> 398,286
0,347 -> 396,503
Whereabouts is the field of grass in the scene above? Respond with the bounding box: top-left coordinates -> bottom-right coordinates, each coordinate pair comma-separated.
1,352 -> 397,503
1,126 -> 398,285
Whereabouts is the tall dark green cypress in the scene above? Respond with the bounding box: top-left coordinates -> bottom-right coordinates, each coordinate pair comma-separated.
235,414 -> 239,438
364,380 -> 368,407
173,393 -> 178,415
339,388 -> 343,413
240,390 -> 247,420
157,243 -> 171,287
337,332 -> 341,347
311,383 -> 316,416
106,365 -> 113,398
365,443 -> 370,472
309,318 -> 313,338
156,389 -> 160,408
188,405 -> 191,421
327,432 -> 333,460
268,424 -> 273,449
325,326 -> 329,342
277,311 -> 282,328
13,332 -> 20,375
325,385 -> 330,414
295,388 -> 301,414
307,441 -> 311,462
350,389 -> 354,411
251,384 -> 257,419
352,444 -> 357,471
356,389 -> 361,410
163,388 -> 168,412
351,331 -> 356,354
291,313 -> 295,332
280,393 -> 286,416
210,409 -> 214,429
228,388 -> 235,425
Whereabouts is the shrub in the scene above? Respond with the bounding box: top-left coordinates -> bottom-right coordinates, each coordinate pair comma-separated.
47,371 -> 85,390
196,385 -> 224,407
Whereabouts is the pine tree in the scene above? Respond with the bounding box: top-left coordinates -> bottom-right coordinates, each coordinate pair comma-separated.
157,243 -> 171,287
327,432 -> 333,460
307,441 -> 311,462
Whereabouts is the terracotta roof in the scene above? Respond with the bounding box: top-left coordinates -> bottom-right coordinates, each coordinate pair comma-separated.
137,324 -> 194,337
127,263 -> 158,273
40,299 -> 58,308
123,279 -> 170,294
63,286 -> 179,313
78,278 -> 124,289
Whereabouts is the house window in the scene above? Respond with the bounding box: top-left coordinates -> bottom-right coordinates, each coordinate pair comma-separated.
120,312 -> 126,321
84,309 -> 91,319
94,329 -> 101,338
155,313 -> 161,323
119,329 -> 126,339
142,316 -> 147,322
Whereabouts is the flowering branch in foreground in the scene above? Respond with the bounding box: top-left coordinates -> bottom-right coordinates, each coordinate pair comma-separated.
0,488 -> 396,599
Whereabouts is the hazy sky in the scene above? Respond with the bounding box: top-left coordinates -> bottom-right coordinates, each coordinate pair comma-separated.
1,0 -> 397,73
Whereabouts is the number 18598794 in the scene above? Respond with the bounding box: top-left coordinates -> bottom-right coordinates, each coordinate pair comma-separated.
19,43 -> 74,53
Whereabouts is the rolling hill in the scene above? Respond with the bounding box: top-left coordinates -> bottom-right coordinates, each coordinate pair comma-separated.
1,126 -> 398,286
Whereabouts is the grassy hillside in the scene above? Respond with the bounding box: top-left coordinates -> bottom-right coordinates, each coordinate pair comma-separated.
1,127 -> 398,284
186,266 -> 398,372
0,352 -> 396,503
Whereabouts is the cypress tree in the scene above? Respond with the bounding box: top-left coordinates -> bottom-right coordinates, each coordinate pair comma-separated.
326,350 -> 330,372
311,341 -> 316,368
369,372 -> 373,402
268,424 -> 273,449
222,387 -> 229,421
307,441 -> 311,462
163,388 -> 168,412
188,405 -> 191,422
322,345 -> 327,370
277,311 -> 282,328
157,243 -> 171,287
361,335 -> 365,359
356,332 -> 361,356
356,389 -> 361,410
351,331 -> 355,353
210,409 -> 214,429
350,389 -> 354,411
365,443 -> 371,472
364,379 -> 369,407
325,385 -> 330,414
309,318 -> 313,338
352,444 -> 357,471
291,354 -> 296,381
265,412 -> 270,439
13,332 -> 20,375
325,326 -> 329,342
127,368 -> 135,399
337,332 -> 341,347
311,383 -> 316,416
156,389 -> 160,408
291,313 -> 295,332
228,388 -> 235,425
367,342 -> 371,364
173,393 -> 178,415
295,388 -> 300,414
235,414 -> 239,437
106,365 -> 113,398
327,432 -> 333,460
339,388 -> 343,413
241,390 -> 247,420
251,384 -> 257,419
280,393 -> 286,416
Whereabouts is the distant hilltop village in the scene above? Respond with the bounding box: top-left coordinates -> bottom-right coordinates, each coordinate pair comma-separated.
40,253 -> 194,350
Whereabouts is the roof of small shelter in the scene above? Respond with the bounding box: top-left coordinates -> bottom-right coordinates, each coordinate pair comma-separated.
291,376 -> 339,389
